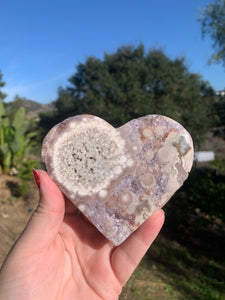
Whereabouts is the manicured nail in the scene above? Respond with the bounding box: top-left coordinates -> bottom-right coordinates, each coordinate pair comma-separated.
32,168 -> 40,189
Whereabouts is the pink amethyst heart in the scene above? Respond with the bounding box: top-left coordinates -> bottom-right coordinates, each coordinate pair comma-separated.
42,114 -> 194,245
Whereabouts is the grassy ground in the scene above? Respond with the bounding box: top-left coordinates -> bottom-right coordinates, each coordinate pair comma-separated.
120,228 -> 225,300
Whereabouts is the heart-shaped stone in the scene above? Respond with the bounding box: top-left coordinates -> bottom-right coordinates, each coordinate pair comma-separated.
42,114 -> 193,245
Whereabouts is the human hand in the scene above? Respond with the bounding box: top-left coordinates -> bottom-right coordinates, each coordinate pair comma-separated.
0,170 -> 164,300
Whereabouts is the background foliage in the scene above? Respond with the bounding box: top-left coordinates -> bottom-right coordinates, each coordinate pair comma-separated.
199,0 -> 225,65
39,45 -> 216,148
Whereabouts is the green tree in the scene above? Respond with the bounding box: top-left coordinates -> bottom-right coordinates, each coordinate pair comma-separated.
199,0 -> 225,65
0,70 -> 6,101
40,44 -> 215,147
212,95 -> 225,131
198,1 -> 225,130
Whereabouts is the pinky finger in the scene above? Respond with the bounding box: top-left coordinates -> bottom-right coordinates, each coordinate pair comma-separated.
111,209 -> 165,286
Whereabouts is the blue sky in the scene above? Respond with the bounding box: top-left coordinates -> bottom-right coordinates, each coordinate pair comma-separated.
1,0 -> 224,104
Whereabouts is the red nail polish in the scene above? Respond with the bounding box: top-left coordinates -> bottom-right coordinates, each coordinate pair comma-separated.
32,168 -> 40,189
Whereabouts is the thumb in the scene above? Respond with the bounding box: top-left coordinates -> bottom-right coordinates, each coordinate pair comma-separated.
18,169 -> 65,251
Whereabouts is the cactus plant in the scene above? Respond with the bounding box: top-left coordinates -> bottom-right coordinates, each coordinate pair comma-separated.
0,100 -> 34,174
0,125 -> 14,173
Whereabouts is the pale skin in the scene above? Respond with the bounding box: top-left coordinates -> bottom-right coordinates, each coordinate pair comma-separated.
0,170 -> 165,300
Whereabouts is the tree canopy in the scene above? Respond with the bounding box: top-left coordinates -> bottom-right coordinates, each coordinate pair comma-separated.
199,0 -> 225,65
39,44 -> 215,147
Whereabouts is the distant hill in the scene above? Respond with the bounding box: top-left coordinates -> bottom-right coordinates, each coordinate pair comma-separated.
22,99 -> 54,120
5,98 -> 55,120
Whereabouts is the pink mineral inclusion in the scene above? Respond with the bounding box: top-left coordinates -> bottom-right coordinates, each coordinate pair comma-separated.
42,114 -> 194,245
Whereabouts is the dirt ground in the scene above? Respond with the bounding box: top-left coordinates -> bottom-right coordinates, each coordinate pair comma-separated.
0,175 -> 39,266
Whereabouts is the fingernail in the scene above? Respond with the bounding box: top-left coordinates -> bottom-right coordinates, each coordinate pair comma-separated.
32,168 -> 40,189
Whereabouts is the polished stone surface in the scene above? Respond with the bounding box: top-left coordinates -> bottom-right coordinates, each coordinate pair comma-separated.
42,115 -> 194,245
